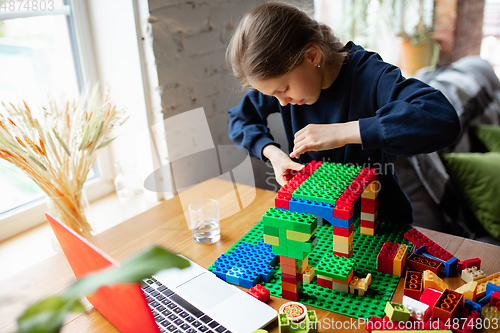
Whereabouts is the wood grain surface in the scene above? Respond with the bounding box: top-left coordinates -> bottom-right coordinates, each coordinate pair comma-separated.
1,179 -> 499,333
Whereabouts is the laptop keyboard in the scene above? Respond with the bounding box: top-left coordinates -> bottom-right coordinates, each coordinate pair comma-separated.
142,277 -> 232,333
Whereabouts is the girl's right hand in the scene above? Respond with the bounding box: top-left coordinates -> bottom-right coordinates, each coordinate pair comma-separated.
262,144 -> 304,186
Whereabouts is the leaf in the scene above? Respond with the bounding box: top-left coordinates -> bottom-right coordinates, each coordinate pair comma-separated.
95,137 -> 116,149
17,296 -> 85,333
16,247 -> 188,333
65,246 -> 189,299
51,129 -> 71,156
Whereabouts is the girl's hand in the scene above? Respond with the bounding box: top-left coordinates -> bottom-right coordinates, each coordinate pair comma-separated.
289,121 -> 361,159
262,144 -> 304,186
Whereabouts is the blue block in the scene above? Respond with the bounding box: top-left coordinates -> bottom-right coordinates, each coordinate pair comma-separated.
486,282 -> 500,295
288,197 -> 334,223
478,292 -> 492,307
325,215 -> 354,228
416,246 -> 458,277
464,298 -> 482,313
213,240 -> 278,288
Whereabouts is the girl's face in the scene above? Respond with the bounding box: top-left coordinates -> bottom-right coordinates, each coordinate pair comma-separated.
250,50 -> 324,107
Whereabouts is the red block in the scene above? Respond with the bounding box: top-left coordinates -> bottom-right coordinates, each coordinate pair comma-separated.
246,284 -> 270,302
332,224 -> 353,237
317,277 -> 332,289
419,287 -> 443,308
491,291 -> 500,308
275,193 -> 290,209
404,228 -> 454,261
361,195 -> 378,214
332,203 -> 354,219
360,219 -> 376,228
377,241 -> 399,274
458,258 -> 481,272
281,289 -> 298,301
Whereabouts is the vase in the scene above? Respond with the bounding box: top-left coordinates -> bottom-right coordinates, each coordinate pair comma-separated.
46,189 -> 96,248
399,39 -> 438,78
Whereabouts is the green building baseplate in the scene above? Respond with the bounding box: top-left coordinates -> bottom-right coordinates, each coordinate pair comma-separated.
208,217 -> 414,320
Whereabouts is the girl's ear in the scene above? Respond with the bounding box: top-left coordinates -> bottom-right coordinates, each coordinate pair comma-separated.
305,44 -> 321,67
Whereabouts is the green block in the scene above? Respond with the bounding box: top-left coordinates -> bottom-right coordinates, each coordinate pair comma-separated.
292,217 -> 317,234
287,236 -> 318,254
278,313 -> 290,333
263,208 -> 316,232
286,247 -> 308,261
263,224 -> 279,237
279,228 -> 288,246
272,245 -> 288,257
384,302 -> 410,322
315,253 -> 355,281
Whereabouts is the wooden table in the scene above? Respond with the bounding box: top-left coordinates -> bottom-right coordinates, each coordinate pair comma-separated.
1,179 -> 500,333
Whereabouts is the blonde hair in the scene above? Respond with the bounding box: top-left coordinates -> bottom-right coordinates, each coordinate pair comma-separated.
227,2 -> 346,88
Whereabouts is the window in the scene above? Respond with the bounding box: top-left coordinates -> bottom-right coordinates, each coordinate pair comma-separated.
0,0 -> 114,241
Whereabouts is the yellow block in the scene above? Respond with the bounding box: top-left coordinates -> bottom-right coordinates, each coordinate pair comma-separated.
263,234 -> 279,246
349,273 -> 372,296
303,266 -> 315,284
302,256 -> 309,273
482,306 -> 500,333
476,272 -> 500,298
455,281 -> 477,301
360,226 -> 375,236
423,270 -> 449,292
287,229 -> 314,242
361,182 -> 379,199
393,244 -> 408,277
333,243 -> 352,254
281,281 -> 298,293
333,233 -> 354,246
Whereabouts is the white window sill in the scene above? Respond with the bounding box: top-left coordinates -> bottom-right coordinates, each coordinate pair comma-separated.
0,192 -> 159,282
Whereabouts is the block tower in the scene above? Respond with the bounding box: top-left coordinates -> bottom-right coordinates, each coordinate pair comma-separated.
263,208 -> 318,301
265,160 -> 380,297
274,161 -> 379,258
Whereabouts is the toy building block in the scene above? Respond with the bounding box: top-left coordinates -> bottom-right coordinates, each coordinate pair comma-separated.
247,284 -> 270,302
361,211 -> 378,222
457,258 -> 481,272
455,281 -> 478,301
464,298 -> 482,314
481,305 -> 500,333
420,287 -> 443,308
315,253 -> 354,285
384,302 -> 411,322
423,270 -> 449,292
275,192 -> 290,209
361,195 -> 378,214
404,228 -> 454,262
476,272 -> 500,298
404,271 -> 423,300
349,273 -> 372,296
377,241 -> 399,275
333,233 -> 354,246
333,281 -> 349,293
414,246 -> 458,277
393,244 -> 408,277
361,182 -> 379,199
332,224 -> 353,237
432,289 -> 464,320
461,266 -> 486,283
278,313 -> 291,333
303,266 -> 315,284
317,274 -> 333,289
360,226 -> 376,236
213,240 -> 277,288
491,291 -> 500,308
402,295 -> 431,321
407,252 -> 443,275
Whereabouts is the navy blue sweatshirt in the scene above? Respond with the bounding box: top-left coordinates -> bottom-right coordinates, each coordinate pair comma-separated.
228,42 -> 461,223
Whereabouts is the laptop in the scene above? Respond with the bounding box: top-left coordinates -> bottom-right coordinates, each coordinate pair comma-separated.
46,213 -> 277,333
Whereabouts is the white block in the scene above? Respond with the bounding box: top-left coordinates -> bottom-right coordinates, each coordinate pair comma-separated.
402,295 -> 430,321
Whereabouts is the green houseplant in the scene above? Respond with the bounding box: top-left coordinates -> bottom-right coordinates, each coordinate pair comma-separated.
16,246 -> 189,333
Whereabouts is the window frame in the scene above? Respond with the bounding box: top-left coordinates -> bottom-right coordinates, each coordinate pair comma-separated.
0,0 -> 115,241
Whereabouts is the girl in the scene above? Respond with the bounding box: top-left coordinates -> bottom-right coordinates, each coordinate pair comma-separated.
227,2 -> 460,223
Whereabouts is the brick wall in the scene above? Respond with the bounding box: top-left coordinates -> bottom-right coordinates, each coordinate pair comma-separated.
433,0 -> 485,65
148,0 -> 304,191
